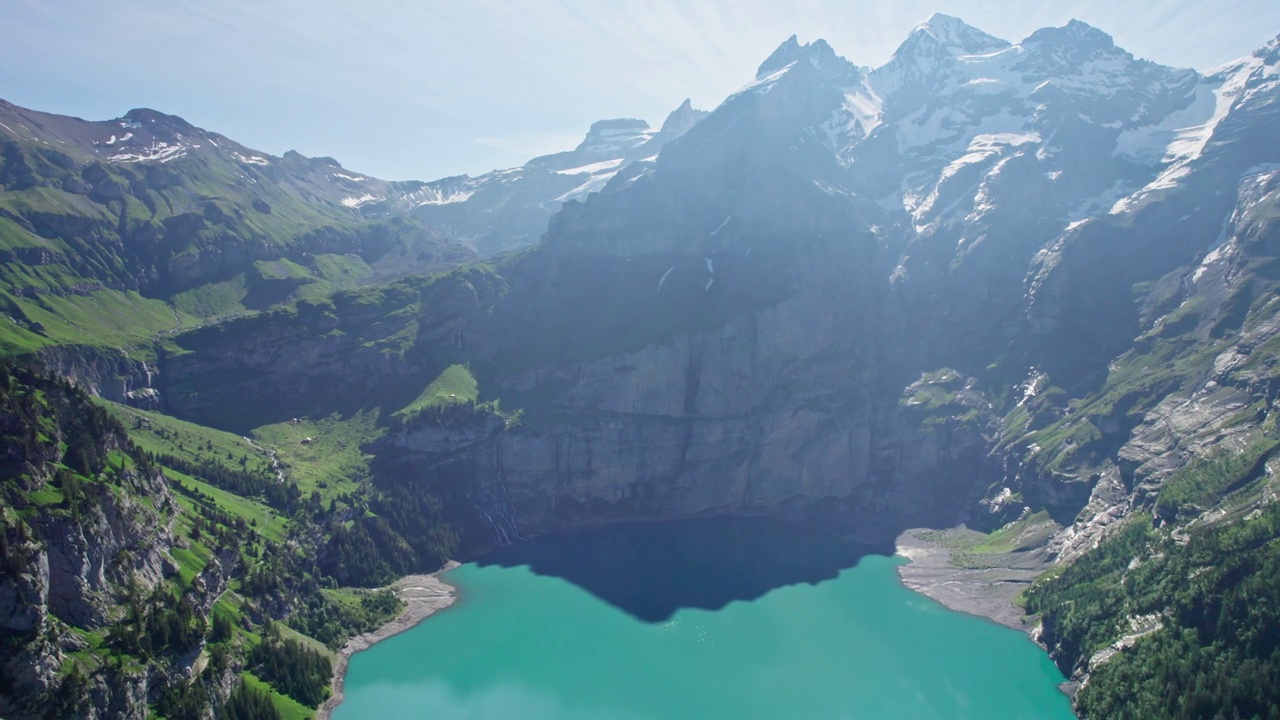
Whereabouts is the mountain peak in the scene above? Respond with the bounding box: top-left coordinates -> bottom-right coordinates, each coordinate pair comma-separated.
757,34 -> 800,76
756,35 -> 839,79
121,107 -> 196,134
572,118 -> 653,157
1024,19 -> 1116,51
909,13 -> 1010,56
1256,33 -> 1280,62
659,99 -> 707,135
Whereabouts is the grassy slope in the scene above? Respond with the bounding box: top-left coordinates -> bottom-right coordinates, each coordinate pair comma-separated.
250,410 -> 381,503
73,399 -> 400,717
0,124 -> 468,365
166,467 -> 288,543
0,122 -> 464,719
243,672 -> 316,720
393,364 -> 479,420
102,401 -> 275,478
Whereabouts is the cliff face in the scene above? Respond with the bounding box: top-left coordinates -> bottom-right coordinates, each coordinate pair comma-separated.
34,345 -> 160,407
1,472 -> 175,720
0,365 -> 177,720
154,27 -> 1280,574
163,162 -> 1010,550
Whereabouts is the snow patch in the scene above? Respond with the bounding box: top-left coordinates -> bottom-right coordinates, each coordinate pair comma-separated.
710,216 -> 731,236
231,151 -> 270,166
1112,59 -> 1263,214
912,133 -> 1036,224
1192,243 -> 1230,283
340,193 -> 382,208
1018,369 -> 1047,407
734,62 -> 796,97
108,141 -> 187,164
897,107 -> 1027,152
415,187 -> 477,206
821,81 -> 885,158
556,170 -> 620,203
333,172 -> 366,182
962,77 -> 1009,93
554,158 -> 624,176
1113,81 -> 1220,164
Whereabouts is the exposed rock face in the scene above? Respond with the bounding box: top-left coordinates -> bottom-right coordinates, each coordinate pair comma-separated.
0,549 -> 47,633
162,22 -> 1280,566
39,472 -> 175,628
35,345 -> 159,406
0,364 -> 180,720
0,471 -> 175,718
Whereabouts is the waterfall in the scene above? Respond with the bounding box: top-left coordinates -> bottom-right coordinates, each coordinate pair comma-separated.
469,441 -> 521,546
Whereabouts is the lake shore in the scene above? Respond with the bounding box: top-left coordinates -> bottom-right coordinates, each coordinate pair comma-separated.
317,561 -> 460,720
894,529 -> 1051,631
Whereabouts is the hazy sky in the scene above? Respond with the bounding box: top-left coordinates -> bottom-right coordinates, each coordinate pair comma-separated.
3,1 -> 1279,180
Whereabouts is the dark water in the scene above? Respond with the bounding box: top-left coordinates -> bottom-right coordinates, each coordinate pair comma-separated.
334,519 -> 1074,720
477,517 -> 891,622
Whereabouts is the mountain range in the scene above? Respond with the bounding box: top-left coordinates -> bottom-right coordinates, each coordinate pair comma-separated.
2,13 -> 1279,719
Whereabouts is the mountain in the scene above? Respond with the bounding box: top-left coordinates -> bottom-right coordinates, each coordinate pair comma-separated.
404,99 -> 707,256
4,15 -> 1280,720
158,19 -> 1280,717
0,358 -> 424,718
0,99 -> 473,402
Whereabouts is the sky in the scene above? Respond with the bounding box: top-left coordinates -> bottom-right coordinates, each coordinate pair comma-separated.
3,1 -> 1279,181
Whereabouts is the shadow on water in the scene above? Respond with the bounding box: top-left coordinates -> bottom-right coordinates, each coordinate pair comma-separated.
474,516 -> 895,623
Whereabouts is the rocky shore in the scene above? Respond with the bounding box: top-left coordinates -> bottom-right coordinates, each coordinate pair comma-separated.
317,562 -> 460,720
894,529 -> 1052,631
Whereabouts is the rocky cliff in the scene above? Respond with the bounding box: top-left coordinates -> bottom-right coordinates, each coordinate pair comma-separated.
0,363 -> 180,719
160,25 -> 1280,567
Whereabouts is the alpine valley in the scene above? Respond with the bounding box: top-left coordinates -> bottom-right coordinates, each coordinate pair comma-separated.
3,13 -> 1280,720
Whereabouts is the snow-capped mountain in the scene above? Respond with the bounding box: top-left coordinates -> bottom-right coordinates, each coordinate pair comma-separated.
0,100 -> 431,216
287,16 -> 1280,572
657,13 -> 1224,234
0,94 -> 709,266
404,99 -> 707,256
545,14 -> 1280,375
0,99 -> 473,313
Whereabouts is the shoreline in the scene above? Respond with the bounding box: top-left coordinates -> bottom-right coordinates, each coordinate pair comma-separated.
316,561 -> 460,720
893,529 -> 1050,632
895,529 -> 1083,706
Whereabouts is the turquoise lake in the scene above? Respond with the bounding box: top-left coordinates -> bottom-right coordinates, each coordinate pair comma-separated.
333,523 -> 1074,720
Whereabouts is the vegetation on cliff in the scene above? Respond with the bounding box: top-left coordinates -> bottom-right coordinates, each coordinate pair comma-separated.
1028,501 -> 1280,719
0,361 -> 421,719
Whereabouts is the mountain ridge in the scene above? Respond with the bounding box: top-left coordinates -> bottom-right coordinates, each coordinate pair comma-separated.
2,14 -> 1280,720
